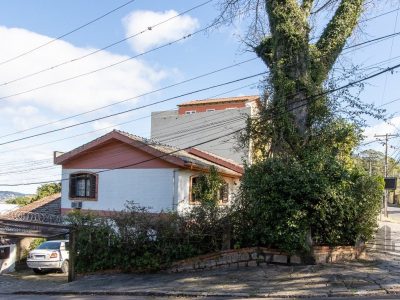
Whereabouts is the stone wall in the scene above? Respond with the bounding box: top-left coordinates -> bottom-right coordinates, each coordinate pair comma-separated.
167,246 -> 366,273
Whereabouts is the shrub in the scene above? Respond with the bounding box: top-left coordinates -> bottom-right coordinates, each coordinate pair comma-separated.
66,200 -> 230,273
231,156 -> 383,253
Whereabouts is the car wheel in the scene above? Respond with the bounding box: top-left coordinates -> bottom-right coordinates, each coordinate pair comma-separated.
60,260 -> 69,274
32,268 -> 43,274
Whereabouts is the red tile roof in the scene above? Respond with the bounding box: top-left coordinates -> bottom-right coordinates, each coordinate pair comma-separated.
13,193 -> 61,213
55,130 -> 243,177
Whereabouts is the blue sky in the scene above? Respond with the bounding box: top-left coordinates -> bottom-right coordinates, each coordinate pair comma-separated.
0,0 -> 399,193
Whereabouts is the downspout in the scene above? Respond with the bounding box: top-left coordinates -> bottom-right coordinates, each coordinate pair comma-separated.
172,169 -> 177,211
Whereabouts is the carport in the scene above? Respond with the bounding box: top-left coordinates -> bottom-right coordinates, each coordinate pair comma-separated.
0,211 -> 76,281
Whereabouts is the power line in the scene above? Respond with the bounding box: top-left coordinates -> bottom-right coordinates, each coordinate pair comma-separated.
0,124 -> 245,186
5,62 -> 400,186
0,115 -> 246,176
0,20 -> 222,103
0,72 -> 266,147
379,2 -> 400,106
3,33 -> 399,143
0,17 -> 398,106
0,0 -> 138,67
0,81 -> 258,167
0,58 -> 257,140
0,0 -> 212,88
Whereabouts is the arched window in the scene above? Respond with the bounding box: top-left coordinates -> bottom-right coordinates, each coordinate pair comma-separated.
69,173 -> 97,199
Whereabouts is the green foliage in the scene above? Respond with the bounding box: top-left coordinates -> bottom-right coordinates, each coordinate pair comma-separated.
22,238 -> 47,259
232,154 -> 383,253
6,183 -> 61,206
356,149 -> 400,177
35,182 -> 61,200
7,196 -> 33,206
192,166 -> 224,205
66,201 -> 229,273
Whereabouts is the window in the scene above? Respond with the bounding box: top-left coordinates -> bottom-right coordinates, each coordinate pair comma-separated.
0,247 -> 10,259
189,176 -> 229,204
225,107 -> 236,110
219,182 -> 229,203
69,173 -> 97,199
185,110 -> 196,115
189,176 -> 199,204
206,109 -> 215,112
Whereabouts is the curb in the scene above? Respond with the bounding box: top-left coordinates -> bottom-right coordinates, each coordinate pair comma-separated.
12,289 -> 400,298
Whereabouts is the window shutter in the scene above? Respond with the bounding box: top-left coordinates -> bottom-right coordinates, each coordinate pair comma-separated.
70,175 -> 77,198
89,174 -> 96,198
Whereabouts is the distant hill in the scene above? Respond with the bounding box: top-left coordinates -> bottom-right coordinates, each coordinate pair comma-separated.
0,191 -> 26,203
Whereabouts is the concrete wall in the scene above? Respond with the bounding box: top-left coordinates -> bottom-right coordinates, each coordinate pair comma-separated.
151,108 -> 251,165
61,168 -> 238,214
0,244 -> 17,274
61,168 -> 177,213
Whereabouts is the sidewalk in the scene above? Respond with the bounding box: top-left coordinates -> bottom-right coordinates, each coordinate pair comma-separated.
2,258 -> 400,298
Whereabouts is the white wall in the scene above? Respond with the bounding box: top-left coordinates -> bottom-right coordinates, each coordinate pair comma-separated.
0,244 -> 17,274
61,168 -> 177,213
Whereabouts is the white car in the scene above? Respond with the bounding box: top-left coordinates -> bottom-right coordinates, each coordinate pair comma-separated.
27,240 -> 69,274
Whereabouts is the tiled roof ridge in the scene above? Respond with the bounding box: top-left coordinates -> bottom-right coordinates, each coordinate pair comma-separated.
178,95 -> 260,106
188,147 -> 242,167
115,129 -> 180,150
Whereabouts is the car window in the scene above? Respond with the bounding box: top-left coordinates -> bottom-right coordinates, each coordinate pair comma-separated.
36,241 -> 61,250
64,242 -> 69,251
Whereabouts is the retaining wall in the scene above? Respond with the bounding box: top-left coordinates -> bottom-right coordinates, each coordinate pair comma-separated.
167,245 -> 366,273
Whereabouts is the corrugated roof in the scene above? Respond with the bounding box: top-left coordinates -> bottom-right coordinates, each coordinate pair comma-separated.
177,95 -> 260,107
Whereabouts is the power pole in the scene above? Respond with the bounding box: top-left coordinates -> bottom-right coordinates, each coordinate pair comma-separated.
375,133 -> 398,218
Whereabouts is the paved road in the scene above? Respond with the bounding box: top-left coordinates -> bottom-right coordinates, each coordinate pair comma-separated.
4,295 -> 400,300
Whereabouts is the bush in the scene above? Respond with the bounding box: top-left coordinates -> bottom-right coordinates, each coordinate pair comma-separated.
231,156 -> 383,253
66,200 -> 230,273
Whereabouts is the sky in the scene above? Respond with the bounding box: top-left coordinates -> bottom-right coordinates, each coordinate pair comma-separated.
0,0 -> 399,194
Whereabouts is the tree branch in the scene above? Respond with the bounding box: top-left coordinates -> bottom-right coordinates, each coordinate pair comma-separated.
313,0 -> 364,82
302,0 -> 315,17
254,36 -> 273,67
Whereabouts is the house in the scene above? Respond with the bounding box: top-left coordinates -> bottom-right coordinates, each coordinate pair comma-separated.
151,95 -> 261,165
0,194 -> 61,264
7,193 -> 61,216
54,130 -> 243,215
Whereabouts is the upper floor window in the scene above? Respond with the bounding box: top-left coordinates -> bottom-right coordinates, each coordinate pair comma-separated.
185,110 -> 196,114
69,173 -> 97,200
206,109 -> 215,112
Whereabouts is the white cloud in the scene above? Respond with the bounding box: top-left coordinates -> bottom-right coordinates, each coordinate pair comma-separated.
363,116 -> 400,141
0,26 -> 171,114
123,10 -> 200,53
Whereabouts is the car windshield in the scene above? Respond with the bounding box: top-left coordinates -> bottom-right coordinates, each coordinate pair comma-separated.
36,241 -> 61,250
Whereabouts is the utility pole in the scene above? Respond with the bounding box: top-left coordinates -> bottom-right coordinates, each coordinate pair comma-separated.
374,133 -> 398,218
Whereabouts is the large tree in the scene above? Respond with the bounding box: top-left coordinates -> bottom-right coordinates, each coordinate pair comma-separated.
217,1 -> 385,250
218,0 -> 368,156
